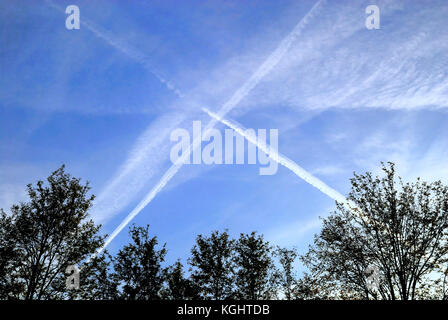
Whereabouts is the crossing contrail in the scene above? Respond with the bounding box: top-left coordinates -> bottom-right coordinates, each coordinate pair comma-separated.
203,107 -> 353,206
93,0 -> 327,258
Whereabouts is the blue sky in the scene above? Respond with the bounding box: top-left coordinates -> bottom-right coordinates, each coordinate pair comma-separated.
1,0 -> 448,267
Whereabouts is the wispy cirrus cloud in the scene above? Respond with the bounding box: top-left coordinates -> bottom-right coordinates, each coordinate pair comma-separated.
239,0 -> 448,113
91,112 -> 188,223
45,0 -> 184,99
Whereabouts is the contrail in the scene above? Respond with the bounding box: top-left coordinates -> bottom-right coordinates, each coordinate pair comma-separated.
45,0 -> 184,98
202,108 -> 399,247
93,0 -> 326,258
203,107 -> 353,207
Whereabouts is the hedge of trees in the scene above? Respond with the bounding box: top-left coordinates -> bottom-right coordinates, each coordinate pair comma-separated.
1,163 -> 447,300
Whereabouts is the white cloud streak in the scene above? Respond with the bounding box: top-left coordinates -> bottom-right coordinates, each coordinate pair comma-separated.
45,0 -> 184,98
241,0 -> 448,112
44,0 -> 190,221
203,108 -> 350,205
91,112 -> 186,223
93,0 -> 327,257
266,215 -> 323,246
203,109 -> 384,234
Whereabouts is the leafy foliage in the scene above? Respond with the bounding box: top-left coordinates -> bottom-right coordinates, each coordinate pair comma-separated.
113,225 -> 166,300
273,246 -> 299,300
188,230 -> 235,300
233,232 -> 274,299
0,166 -> 104,300
302,163 -> 448,300
2,163 -> 448,300
162,260 -> 200,300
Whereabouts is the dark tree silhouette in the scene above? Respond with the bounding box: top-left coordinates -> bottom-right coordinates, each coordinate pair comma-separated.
70,252 -> 118,300
113,225 -> 167,300
233,232 -> 274,299
273,246 -> 299,300
0,166 -> 104,300
189,230 -> 235,299
0,210 -> 23,299
302,163 -> 448,300
162,260 -> 200,300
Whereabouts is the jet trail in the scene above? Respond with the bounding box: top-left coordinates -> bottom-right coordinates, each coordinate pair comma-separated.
93,0 -> 326,258
203,108 -> 353,207
202,108 -> 399,245
45,0 -> 184,98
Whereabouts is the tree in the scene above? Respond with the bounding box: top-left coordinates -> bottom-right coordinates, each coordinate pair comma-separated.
233,232 -> 274,299
162,260 -> 200,300
113,225 -> 166,300
189,230 -> 235,299
0,210 -> 23,299
294,274 -> 327,300
273,246 -> 299,300
302,162 -> 448,300
0,166 -> 105,300
64,252 -> 119,300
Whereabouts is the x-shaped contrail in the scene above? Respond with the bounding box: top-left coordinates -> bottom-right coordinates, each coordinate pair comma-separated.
92,0 -> 327,259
